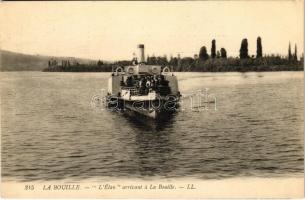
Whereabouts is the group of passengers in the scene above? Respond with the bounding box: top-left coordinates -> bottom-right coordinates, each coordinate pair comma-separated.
122,75 -> 169,95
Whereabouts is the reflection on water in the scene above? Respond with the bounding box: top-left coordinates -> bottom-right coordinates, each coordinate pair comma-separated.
132,114 -> 177,177
123,111 -> 177,132
134,126 -> 175,177
1,71 -> 304,181
112,112 -> 179,177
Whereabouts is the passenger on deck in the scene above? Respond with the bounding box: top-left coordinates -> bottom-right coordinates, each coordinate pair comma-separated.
160,75 -> 169,86
138,77 -> 144,95
146,79 -> 151,89
151,78 -> 155,90
126,76 -> 133,87
120,76 -> 125,86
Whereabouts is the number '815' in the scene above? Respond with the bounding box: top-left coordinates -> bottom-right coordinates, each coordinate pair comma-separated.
25,185 -> 34,190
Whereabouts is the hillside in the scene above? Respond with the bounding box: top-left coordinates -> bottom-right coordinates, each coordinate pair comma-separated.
0,50 -> 97,71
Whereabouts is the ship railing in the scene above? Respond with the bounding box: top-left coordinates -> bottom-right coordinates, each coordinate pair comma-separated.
122,86 -> 139,96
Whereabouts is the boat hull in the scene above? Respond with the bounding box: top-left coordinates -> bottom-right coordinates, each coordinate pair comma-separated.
106,95 -> 179,119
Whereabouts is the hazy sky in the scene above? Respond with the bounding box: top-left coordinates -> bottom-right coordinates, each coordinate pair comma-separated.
0,1 -> 303,60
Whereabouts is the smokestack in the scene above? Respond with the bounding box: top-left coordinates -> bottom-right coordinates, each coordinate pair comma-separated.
138,44 -> 145,63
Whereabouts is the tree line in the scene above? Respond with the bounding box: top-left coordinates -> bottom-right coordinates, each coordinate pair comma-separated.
44,37 -> 303,72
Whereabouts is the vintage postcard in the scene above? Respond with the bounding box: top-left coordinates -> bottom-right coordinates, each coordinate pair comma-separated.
0,0 -> 304,198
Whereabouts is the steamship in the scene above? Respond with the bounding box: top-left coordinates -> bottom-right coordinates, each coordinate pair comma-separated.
106,44 -> 180,119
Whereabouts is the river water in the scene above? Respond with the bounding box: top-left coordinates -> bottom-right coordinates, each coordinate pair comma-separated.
1,71 -> 303,181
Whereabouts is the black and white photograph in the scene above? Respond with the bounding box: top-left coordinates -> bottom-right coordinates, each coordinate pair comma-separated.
0,1 -> 304,198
